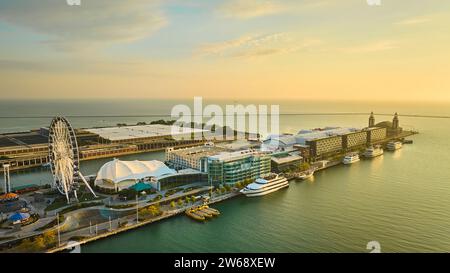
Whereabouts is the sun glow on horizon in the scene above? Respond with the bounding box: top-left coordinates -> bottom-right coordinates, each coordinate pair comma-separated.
0,0 -> 449,101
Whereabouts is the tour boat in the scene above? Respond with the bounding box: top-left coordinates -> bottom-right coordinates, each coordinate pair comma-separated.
363,145 -> 384,158
240,173 -> 289,197
386,141 -> 402,151
343,153 -> 360,165
296,169 -> 315,180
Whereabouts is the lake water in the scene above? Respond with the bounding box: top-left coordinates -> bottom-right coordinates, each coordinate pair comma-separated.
1,99 -> 449,252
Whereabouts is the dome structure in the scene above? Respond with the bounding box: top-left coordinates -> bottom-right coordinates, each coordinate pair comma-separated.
94,159 -> 176,191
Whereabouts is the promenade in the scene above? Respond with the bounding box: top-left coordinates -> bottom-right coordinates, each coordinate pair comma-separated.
47,191 -> 241,253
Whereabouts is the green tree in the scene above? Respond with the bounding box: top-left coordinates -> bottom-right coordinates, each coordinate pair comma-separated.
177,198 -> 183,206
170,201 -> 176,208
42,230 -> 57,247
298,162 -> 311,172
34,236 -> 46,250
148,205 -> 159,216
18,238 -> 36,252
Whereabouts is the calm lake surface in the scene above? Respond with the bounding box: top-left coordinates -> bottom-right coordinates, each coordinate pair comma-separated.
1,99 -> 449,252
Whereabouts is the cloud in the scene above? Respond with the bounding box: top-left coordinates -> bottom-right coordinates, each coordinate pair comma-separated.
218,0 -> 285,19
341,40 -> 399,53
394,16 -> 432,26
196,33 -> 322,59
0,0 -> 167,51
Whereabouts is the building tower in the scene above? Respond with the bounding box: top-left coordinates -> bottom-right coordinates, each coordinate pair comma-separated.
3,164 -> 11,194
369,112 -> 375,128
392,112 -> 399,129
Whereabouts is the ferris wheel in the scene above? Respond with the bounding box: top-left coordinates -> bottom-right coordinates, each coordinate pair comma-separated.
48,116 -> 96,203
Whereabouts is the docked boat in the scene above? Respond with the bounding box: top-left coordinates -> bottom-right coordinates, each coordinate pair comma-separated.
240,173 -> 289,197
296,169 -> 315,180
194,209 -> 213,219
363,145 -> 384,158
386,141 -> 402,151
343,153 -> 360,165
201,206 -> 220,216
185,205 -> 220,222
185,209 -> 205,221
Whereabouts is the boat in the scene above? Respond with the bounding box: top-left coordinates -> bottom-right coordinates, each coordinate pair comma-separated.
386,141 -> 402,151
200,206 -> 220,216
343,153 -> 360,165
363,145 -> 384,158
194,209 -> 213,218
185,209 -> 205,221
403,139 -> 413,144
296,169 -> 315,180
240,173 -> 289,197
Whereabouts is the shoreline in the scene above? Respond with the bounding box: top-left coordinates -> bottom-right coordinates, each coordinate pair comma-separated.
46,191 -> 242,253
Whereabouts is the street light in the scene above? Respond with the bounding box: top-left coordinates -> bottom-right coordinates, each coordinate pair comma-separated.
136,195 -> 139,223
56,213 -> 61,247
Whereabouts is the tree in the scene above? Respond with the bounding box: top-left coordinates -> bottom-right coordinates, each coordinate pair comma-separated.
119,188 -> 138,200
42,230 -> 57,247
148,205 -> 159,216
235,182 -> 242,189
34,236 -> 46,250
298,162 -> 311,172
170,201 -> 176,208
177,199 -> 183,206
18,238 -> 36,251
185,196 -> 191,203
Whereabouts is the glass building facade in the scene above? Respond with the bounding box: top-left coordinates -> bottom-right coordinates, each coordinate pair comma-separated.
207,152 -> 271,185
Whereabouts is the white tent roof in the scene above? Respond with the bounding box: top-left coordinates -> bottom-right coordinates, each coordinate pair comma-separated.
95,159 -> 176,184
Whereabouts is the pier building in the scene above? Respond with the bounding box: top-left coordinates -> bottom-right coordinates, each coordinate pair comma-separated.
261,113 -> 406,161
94,159 -> 207,192
0,124 -> 209,172
207,149 -> 271,186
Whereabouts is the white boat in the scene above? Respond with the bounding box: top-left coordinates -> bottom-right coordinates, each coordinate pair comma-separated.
386,141 -> 402,151
240,173 -> 289,197
343,153 -> 360,164
296,169 -> 315,180
363,145 -> 384,158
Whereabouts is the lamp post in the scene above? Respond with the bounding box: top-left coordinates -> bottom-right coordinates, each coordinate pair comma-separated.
56,213 -> 61,247
136,195 -> 139,223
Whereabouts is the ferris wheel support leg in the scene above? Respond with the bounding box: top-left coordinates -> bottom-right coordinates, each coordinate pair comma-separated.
61,175 -> 70,204
79,172 -> 98,198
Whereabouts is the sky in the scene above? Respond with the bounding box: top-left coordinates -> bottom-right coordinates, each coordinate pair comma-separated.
0,0 -> 449,101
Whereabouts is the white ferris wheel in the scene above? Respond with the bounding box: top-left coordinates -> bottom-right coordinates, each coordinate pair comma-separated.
48,116 -> 97,203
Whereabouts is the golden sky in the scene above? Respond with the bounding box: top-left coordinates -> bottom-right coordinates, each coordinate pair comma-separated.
0,0 -> 449,101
